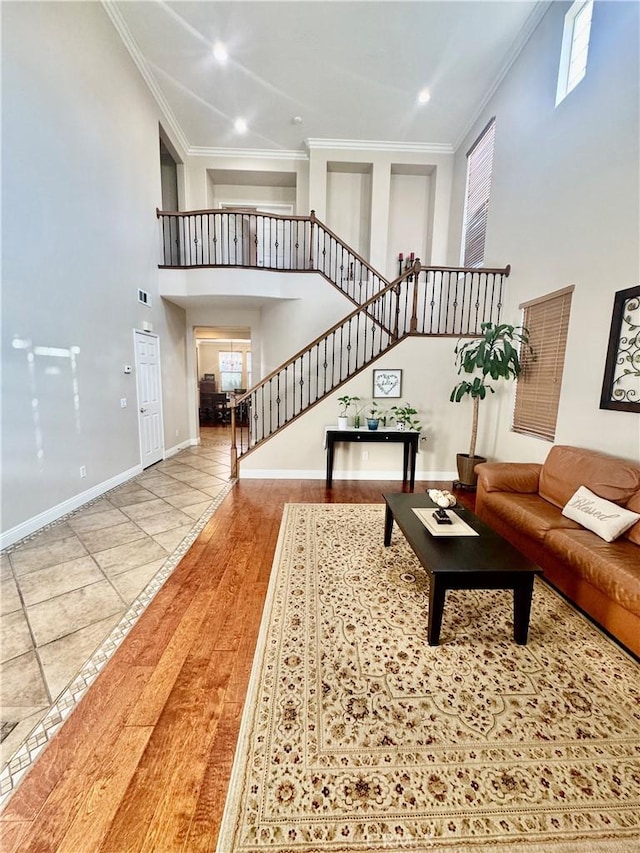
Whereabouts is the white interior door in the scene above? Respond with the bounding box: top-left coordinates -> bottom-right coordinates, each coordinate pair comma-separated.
134,330 -> 164,468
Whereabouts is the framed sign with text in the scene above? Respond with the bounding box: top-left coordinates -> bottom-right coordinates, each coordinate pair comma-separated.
373,369 -> 402,399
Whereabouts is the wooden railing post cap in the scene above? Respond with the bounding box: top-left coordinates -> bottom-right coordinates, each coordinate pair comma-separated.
505,264 -> 511,277
310,210 -> 316,221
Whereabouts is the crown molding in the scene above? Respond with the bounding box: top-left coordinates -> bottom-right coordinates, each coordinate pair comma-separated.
101,0 -> 190,156
188,146 -> 308,161
305,138 -> 454,155
453,0 -> 552,151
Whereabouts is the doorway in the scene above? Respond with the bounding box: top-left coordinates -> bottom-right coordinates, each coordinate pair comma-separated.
195,327 -> 251,429
134,330 -> 164,468
159,137 -> 178,211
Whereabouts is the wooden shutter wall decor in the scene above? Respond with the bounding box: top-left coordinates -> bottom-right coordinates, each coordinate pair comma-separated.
513,286 -> 574,441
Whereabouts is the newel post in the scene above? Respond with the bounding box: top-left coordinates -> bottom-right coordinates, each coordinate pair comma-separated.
230,404 -> 238,478
410,258 -> 421,333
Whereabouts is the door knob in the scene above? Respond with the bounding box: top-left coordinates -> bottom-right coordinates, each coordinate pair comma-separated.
140,407 -> 147,413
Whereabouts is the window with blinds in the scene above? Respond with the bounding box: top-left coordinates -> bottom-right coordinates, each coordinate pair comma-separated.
461,118 -> 496,268
513,287 -> 574,441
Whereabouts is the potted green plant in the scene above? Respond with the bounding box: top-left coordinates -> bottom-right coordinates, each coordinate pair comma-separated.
353,399 -> 366,429
368,401 -> 390,428
450,321 -> 530,488
390,403 -> 422,432
337,395 -> 360,429
366,406 -> 380,430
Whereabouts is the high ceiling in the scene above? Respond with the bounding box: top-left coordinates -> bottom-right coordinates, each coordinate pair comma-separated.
110,0 -> 547,154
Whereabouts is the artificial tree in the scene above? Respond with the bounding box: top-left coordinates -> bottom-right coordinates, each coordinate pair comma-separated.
450,322 -> 530,486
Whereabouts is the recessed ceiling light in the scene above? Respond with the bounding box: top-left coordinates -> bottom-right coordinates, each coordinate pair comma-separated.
418,88 -> 431,105
292,116 -> 303,125
234,117 -> 248,134
213,41 -> 228,64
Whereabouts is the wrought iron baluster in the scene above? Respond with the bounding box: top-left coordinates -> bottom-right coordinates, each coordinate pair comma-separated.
161,215 -> 168,265
481,272 -> 491,327
449,270 -> 457,334
472,272 -> 481,334
497,271 -> 506,322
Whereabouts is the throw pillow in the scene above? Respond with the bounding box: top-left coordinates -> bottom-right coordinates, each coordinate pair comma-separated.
562,485 -> 640,542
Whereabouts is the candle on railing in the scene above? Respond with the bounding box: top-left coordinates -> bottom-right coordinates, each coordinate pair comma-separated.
410,252 -> 415,262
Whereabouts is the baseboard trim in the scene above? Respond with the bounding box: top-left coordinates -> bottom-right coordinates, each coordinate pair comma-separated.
1,464 -> 143,550
239,469 -> 458,481
164,438 -> 194,458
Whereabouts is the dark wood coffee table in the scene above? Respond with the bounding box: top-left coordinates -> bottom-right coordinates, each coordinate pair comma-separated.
383,492 -> 542,645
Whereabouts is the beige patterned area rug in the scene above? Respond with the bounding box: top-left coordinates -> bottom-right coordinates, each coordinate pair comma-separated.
217,503 -> 640,852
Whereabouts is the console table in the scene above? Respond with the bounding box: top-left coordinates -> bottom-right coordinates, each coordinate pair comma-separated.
325,428 -> 419,490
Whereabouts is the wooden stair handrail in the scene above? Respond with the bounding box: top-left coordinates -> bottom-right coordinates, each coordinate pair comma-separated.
309,212 -> 391,285
227,260 -> 511,408
156,206 -> 312,222
228,263 -> 419,408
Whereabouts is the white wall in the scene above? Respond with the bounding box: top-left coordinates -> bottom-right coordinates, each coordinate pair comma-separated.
387,172 -> 432,274
258,280 -> 361,379
448,0 -> 640,463
208,183 -> 296,210
240,336 -> 485,480
1,2 -> 190,543
308,146 -> 454,278
184,155 -> 309,214
326,168 -> 372,259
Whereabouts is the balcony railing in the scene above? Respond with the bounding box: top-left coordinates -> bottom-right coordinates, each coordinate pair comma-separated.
157,208 -> 390,306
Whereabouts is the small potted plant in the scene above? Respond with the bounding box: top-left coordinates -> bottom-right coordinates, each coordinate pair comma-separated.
390,402 -> 422,432
353,399 -> 366,429
337,395 -> 360,429
366,406 -> 380,430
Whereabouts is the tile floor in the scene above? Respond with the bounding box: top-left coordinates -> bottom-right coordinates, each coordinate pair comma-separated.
0,429 -> 233,802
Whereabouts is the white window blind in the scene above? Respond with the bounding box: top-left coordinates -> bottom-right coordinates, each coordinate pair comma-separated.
513,287 -> 574,441
461,118 -> 496,268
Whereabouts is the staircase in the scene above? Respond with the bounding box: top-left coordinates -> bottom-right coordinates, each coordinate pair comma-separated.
157,208 -> 510,475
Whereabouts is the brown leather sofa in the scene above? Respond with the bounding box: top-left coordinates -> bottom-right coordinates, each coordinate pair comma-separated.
475,445 -> 640,657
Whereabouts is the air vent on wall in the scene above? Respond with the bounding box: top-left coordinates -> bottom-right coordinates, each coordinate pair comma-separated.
138,289 -> 151,306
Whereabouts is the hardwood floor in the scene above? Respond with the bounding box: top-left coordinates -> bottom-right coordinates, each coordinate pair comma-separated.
0,479 -> 471,852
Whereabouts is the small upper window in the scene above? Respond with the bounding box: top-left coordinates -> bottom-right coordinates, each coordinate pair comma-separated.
556,0 -> 594,106
461,118 -> 496,268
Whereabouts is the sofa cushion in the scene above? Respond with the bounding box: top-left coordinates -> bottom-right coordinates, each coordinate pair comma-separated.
623,491 -> 640,546
562,486 -> 640,542
475,462 -> 541,494
545,528 -> 640,615
480,492 -> 580,543
538,445 -> 640,509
